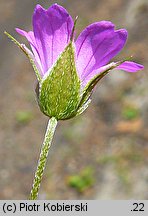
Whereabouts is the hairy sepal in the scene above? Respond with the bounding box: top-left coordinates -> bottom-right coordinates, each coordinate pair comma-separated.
39,42 -> 81,120
4,31 -> 41,82
77,61 -> 124,112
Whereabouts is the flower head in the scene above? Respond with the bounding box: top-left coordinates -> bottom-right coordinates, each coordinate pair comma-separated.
6,4 -> 144,120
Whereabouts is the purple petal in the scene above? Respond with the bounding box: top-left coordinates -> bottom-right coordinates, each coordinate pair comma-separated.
16,28 -> 35,45
75,21 -> 127,80
82,60 -> 144,88
116,61 -> 144,72
33,4 -> 74,74
15,28 -> 43,75
82,62 -> 117,88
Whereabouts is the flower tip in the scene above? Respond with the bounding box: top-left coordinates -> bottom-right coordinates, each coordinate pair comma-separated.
70,16 -> 78,41
15,27 -> 21,33
35,4 -> 42,9
117,61 -> 144,72
52,3 -> 59,7
34,4 -> 45,14
75,15 -> 79,21
137,64 -> 144,70
116,28 -> 128,40
101,20 -> 115,28
15,28 -> 28,38
74,16 -> 79,26
49,3 -> 66,12
4,31 -> 11,39
4,31 -> 10,39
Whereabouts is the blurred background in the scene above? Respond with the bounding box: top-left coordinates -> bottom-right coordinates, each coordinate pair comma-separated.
0,0 -> 148,199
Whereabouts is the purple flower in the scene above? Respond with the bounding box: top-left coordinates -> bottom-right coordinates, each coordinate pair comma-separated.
16,4 -> 143,84
8,4 -> 144,119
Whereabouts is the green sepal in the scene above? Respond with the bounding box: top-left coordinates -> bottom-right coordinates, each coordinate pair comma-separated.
76,98 -> 91,116
38,42 -> 81,120
4,31 -> 41,83
77,61 -> 126,112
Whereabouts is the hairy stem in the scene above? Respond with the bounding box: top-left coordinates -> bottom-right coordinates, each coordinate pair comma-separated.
29,117 -> 57,200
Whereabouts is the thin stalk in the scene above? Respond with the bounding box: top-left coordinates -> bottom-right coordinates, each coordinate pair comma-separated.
29,117 -> 57,200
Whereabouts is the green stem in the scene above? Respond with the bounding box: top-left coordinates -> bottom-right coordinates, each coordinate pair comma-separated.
29,117 -> 58,200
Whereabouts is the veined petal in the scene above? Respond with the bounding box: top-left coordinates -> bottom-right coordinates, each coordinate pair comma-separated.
15,28 -> 35,46
75,21 -> 127,80
82,60 -> 144,88
82,62 -> 118,88
15,28 -> 43,76
33,4 -> 74,74
78,62 -> 120,110
116,61 -> 144,72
